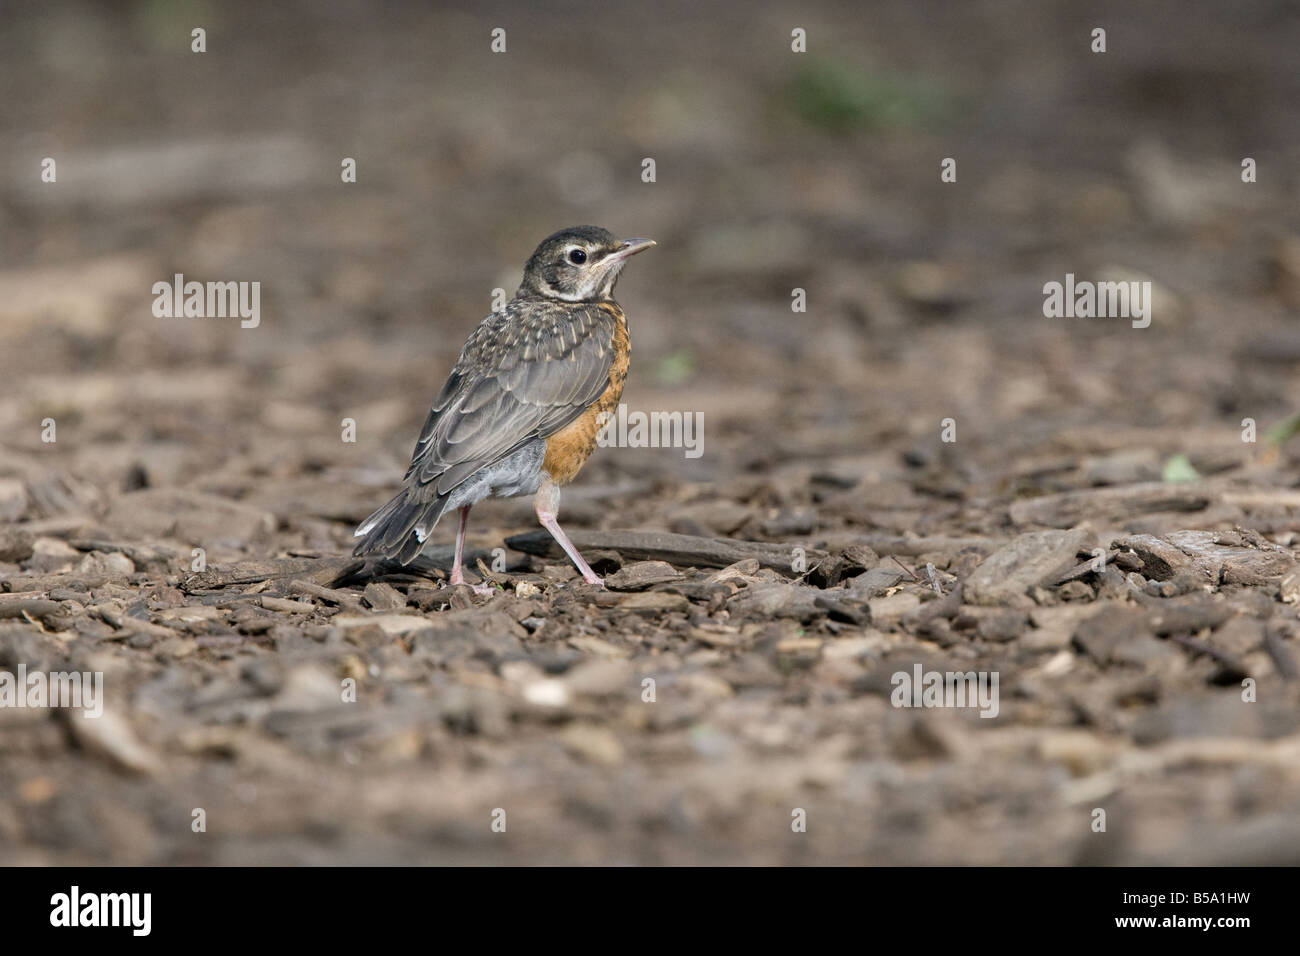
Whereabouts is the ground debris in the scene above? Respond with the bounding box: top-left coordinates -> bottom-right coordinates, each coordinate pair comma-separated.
506,529 -> 822,573
966,529 -> 1092,606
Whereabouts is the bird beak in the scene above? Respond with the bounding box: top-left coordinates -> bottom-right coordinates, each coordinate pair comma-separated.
603,238 -> 656,265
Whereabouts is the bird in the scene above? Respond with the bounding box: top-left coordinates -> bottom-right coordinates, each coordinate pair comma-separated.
352,225 -> 655,592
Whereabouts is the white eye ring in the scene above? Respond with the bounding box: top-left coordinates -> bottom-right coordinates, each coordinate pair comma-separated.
567,247 -> 588,265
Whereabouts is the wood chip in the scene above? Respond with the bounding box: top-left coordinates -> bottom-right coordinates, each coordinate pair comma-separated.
505,529 -> 821,573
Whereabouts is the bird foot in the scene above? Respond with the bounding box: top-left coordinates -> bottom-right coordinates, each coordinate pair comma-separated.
446,576 -> 498,596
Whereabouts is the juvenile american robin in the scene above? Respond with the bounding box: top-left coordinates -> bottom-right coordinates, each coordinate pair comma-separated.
352,226 -> 655,591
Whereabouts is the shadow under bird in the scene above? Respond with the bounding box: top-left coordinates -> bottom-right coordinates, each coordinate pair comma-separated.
352,226 -> 655,591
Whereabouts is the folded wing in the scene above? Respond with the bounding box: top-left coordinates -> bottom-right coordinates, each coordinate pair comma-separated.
405,302 -> 616,501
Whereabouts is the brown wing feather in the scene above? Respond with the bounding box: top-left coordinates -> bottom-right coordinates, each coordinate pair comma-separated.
403,300 -> 616,498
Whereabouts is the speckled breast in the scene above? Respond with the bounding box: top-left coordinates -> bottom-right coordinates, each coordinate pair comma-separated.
542,304 -> 630,485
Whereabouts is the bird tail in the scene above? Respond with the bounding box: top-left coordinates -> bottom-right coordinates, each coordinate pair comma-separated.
352,486 -> 450,565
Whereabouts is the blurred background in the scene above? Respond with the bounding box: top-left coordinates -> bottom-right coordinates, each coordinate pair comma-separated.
1,0 -> 1299,865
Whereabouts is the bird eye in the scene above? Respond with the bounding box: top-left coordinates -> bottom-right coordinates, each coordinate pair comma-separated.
568,248 -> 587,264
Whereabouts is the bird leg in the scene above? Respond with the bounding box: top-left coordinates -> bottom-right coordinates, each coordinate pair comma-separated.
534,477 -> 603,586
447,505 -> 496,595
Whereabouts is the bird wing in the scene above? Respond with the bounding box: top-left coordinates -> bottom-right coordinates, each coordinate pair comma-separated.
403,301 -> 617,499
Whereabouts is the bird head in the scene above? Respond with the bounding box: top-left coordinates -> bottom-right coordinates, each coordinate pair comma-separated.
518,226 -> 655,303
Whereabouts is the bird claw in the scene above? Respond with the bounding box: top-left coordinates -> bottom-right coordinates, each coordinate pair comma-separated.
446,578 -> 498,597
